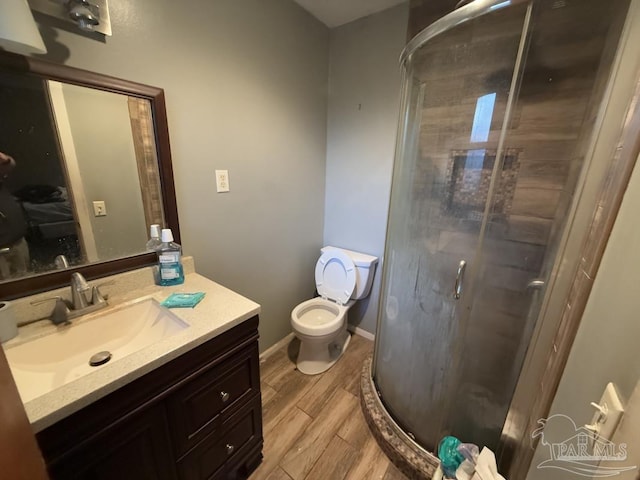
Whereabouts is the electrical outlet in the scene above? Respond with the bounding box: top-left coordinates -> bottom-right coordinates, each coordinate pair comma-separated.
93,200 -> 107,217
215,170 -> 230,193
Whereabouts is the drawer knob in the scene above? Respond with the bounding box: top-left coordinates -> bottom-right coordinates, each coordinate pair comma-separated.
220,391 -> 230,403
226,443 -> 235,455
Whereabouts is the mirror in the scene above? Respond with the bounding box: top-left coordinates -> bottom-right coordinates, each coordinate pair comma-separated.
0,52 -> 179,299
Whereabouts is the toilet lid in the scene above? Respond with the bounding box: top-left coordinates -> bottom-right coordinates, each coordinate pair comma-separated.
315,249 -> 356,305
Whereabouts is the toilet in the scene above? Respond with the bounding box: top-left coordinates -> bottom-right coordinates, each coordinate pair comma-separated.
291,246 -> 378,375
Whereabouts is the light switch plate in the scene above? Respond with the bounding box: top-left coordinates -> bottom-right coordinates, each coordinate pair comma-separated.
587,382 -> 625,445
215,170 -> 230,193
93,200 -> 107,217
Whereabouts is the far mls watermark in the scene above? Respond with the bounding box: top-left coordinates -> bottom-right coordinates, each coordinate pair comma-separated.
532,414 -> 636,477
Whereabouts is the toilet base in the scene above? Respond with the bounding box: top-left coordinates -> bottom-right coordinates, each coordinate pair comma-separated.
296,329 -> 351,375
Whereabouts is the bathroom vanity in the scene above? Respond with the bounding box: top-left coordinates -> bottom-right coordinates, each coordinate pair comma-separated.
3,261 -> 263,480
37,316 -> 262,480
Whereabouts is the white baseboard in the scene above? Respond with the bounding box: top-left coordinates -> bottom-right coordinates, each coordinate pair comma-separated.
348,324 -> 375,341
259,332 -> 295,361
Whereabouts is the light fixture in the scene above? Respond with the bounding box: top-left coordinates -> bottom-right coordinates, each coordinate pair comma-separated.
27,0 -> 112,36
0,0 -> 47,55
67,0 -> 100,32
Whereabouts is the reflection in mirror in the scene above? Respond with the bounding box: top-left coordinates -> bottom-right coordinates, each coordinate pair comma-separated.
0,71 -> 165,282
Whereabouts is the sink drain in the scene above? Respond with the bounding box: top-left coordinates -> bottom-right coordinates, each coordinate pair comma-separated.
89,351 -> 112,367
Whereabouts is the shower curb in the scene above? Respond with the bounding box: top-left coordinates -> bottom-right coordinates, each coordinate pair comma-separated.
360,354 -> 440,479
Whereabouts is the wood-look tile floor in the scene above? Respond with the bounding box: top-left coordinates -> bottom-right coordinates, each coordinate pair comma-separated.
251,334 -> 408,480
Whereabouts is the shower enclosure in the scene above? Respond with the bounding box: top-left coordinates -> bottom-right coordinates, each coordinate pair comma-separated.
372,0 -> 630,453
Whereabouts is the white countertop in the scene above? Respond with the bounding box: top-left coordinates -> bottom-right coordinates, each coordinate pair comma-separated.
3,266 -> 260,433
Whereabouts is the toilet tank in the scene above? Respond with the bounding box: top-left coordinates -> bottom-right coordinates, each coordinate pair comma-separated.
321,246 -> 378,300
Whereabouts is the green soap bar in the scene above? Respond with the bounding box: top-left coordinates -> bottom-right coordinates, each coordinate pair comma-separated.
161,292 -> 206,308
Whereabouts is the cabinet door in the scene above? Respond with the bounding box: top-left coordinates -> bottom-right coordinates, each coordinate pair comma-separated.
48,404 -> 177,480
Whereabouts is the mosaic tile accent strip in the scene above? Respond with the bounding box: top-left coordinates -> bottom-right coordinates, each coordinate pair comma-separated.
444,148 -> 521,221
360,354 -> 440,479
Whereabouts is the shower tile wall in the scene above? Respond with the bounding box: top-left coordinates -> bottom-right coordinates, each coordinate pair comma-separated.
407,0 -> 627,444
408,0 -> 458,41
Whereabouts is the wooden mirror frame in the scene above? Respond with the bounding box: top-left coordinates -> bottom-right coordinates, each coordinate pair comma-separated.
0,51 -> 180,299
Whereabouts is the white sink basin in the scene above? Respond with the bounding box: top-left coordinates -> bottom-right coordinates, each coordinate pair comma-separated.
4,298 -> 189,403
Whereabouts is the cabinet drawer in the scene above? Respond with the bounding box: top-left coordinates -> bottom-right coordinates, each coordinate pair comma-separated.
167,343 -> 259,456
177,395 -> 262,480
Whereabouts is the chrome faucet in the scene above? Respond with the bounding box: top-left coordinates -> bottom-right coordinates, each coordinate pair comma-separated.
32,273 -> 111,325
71,272 -> 91,309
54,254 -> 70,270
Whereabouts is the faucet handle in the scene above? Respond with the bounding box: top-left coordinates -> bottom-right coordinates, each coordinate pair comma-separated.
92,280 -> 114,303
31,296 -> 71,325
91,285 -> 108,305
31,296 -> 63,306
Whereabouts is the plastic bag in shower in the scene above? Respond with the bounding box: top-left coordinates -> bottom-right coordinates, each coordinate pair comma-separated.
438,436 -> 465,478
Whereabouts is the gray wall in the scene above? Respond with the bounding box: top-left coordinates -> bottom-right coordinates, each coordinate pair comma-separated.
61,84 -> 148,260
33,0 -> 330,351
323,4 -> 409,334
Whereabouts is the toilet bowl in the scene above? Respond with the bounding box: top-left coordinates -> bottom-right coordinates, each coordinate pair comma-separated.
291,246 -> 377,375
291,297 -> 353,375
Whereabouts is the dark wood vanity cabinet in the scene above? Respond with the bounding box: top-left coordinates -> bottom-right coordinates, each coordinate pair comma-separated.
36,316 -> 263,480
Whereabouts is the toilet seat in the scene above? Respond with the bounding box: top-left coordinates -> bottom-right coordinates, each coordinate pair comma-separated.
314,249 -> 356,305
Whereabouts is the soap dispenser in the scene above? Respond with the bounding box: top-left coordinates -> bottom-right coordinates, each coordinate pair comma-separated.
157,228 -> 184,286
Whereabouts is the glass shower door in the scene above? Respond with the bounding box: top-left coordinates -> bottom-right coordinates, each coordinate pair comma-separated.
373,3 -> 531,451
442,0 -> 632,450
373,0 -> 630,454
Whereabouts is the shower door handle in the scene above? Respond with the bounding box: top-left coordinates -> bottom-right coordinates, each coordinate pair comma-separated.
454,260 -> 467,300
527,279 -> 545,290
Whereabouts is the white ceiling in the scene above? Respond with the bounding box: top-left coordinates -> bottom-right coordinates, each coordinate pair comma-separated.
293,0 -> 408,28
